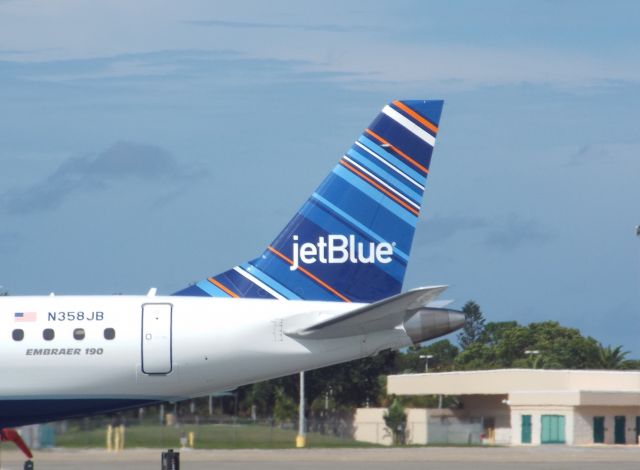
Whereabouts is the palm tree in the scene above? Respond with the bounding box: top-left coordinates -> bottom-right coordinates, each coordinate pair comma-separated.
597,344 -> 629,369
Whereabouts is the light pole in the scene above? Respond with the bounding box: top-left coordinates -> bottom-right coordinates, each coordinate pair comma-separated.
419,354 -> 434,372
296,371 -> 306,448
524,350 -> 540,369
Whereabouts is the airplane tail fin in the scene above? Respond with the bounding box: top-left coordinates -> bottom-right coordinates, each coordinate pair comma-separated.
175,100 -> 444,303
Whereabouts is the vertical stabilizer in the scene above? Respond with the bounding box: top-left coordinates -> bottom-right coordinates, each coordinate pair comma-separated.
175,100 -> 444,303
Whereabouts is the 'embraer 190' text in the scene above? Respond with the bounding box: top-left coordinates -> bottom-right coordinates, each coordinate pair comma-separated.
290,235 -> 394,271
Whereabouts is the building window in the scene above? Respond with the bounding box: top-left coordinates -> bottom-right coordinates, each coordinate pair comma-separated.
43,328 -> 55,341
73,328 -> 85,340
104,328 -> 116,340
12,329 -> 24,341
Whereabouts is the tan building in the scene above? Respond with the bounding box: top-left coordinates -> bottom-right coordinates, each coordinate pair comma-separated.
354,407 -> 484,446
355,369 -> 640,446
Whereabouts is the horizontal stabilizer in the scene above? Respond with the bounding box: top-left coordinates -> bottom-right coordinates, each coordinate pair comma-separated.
285,285 -> 447,339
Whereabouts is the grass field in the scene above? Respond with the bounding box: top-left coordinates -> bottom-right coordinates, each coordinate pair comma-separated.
55,423 -> 377,449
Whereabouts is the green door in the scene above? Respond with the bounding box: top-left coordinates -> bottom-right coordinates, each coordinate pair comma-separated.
541,415 -> 565,444
614,416 -> 626,444
521,415 -> 532,443
593,417 -> 605,443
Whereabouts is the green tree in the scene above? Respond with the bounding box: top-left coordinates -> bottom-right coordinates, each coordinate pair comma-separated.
272,387 -> 297,424
479,321 -> 519,346
596,344 -> 629,369
527,321 -> 599,369
307,350 -> 399,408
422,339 -> 459,370
239,350 -> 399,419
398,340 -> 459,373
454,321 -> 602,370
620,359 -> 640,370
454,342 -> 498,370
457,301 -> 486,349
244,380 -> 279,417
493,324 -> 534,368
383,398 -> 407,445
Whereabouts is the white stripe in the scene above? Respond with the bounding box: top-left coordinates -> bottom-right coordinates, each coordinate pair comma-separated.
343,156 -> 420,210
382,105 -> 436,146
232,266 -> 286,300
354,141 -> 424,191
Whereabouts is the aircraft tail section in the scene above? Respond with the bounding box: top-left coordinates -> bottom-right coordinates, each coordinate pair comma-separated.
174,100 -> 444,303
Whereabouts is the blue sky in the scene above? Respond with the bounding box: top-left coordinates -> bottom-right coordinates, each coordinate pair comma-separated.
1,1 -> 639,354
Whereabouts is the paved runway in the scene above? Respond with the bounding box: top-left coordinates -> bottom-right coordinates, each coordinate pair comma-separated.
1,447 -> 639,470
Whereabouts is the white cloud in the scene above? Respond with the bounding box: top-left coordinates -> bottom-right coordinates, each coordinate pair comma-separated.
1,1 -> 638,89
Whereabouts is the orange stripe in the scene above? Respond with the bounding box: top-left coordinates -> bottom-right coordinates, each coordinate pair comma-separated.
208,277 -> 239,298
340,160 -> 419,216
267,246 -> 351,302
365,128 -> 429,174
392,100 -> 439,134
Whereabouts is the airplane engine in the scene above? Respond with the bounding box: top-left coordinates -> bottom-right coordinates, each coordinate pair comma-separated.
403,308 -> 466,344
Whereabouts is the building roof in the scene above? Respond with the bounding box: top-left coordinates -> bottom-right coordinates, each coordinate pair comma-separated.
388,369 -> 640,406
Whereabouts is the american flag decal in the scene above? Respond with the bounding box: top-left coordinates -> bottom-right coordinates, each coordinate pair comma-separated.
15,312 -> 37,322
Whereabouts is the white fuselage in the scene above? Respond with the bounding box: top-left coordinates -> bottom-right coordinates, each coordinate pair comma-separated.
0,295 -> 412,403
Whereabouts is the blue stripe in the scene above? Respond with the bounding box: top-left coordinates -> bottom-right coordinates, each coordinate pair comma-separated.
253,252 -> 340,301
311,192 -> 409,262
196,279 -> 232,297
390,101 -> 437,137
317,173 -> 414,251
358,136 -> 427,185
241,263 -> 301,299
268,214 -> 402,300
333,164 -> 418,226
347,146 -> 423,203
173,285 -> 211,296
369,114 -> 433,171
348,145 -> 423,201
0,398 -> 161,427
400,99 -> 443,127
215,269 -> 277,299
298,202 -> 406,281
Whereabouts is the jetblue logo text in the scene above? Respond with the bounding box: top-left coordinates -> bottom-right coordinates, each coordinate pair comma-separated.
290,235 -> 394,271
